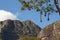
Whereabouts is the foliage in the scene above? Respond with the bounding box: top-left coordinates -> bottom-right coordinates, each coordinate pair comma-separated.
0,36 -> 2,40
18,37 -> 41,40
18,0 -> 59,22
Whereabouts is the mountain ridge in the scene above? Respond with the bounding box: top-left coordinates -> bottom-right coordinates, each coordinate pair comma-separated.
0,19 -> 60,40
0,19 -> 41,40
37,20 -> 60,40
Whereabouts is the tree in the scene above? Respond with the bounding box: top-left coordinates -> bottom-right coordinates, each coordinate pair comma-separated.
54,0 -> 60,14
18,0 -> 60,22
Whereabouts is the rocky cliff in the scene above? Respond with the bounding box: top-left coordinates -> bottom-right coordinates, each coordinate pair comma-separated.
0,19 -> 41,40
0,19 -> 60,40
37,20 -> 60,40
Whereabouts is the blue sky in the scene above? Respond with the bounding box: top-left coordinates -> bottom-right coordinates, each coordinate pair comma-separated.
0,0 -> 60,28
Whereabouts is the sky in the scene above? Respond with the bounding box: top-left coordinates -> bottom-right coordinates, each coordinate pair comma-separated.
0,0 -> 60,28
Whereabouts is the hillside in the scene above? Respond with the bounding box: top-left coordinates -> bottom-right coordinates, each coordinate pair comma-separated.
0,19 -> 60,40
0,19 -> 41,40
37,20 -> 60,40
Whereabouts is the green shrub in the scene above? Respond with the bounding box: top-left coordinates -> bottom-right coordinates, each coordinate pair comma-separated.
0,37 -> 2,40
18,37 -> 41,40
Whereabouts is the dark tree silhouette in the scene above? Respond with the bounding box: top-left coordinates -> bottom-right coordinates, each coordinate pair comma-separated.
18,0 -> 60,22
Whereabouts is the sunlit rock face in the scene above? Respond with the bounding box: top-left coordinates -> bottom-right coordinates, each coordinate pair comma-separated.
37,20 -> 60,40
0,10 -> 18,21
22,20 -> 41,37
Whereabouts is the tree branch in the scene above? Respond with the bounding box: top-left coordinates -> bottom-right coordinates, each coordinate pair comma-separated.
54,0 -> 60,15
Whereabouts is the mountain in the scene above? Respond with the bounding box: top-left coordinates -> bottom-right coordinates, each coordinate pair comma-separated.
37,20 -> 60,40
0,19 -> 60,40
0,19 -> 41,40
22,20 -> 41,37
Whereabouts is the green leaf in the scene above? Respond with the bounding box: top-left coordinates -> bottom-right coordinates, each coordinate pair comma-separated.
21,7 -> 25,10
30,0 -> 33,3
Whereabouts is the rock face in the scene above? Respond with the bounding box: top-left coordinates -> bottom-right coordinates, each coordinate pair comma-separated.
0,19 -> 41,40
37,20 -> 60,40
22,20 -> 41,37
0,19 -> 60,40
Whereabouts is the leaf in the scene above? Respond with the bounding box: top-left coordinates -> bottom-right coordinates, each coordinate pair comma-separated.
44,11 -> 47,16
49,4 -> 51,6
55,10 -> 58,13
21,7 -> 25,10
35,7 -> 40,11
30,0 -> 33,3
47,17 -> 50,21
28,8 -> 31,10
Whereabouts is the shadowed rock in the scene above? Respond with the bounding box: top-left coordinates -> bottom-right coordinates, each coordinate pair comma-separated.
1,20 -> 19,40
